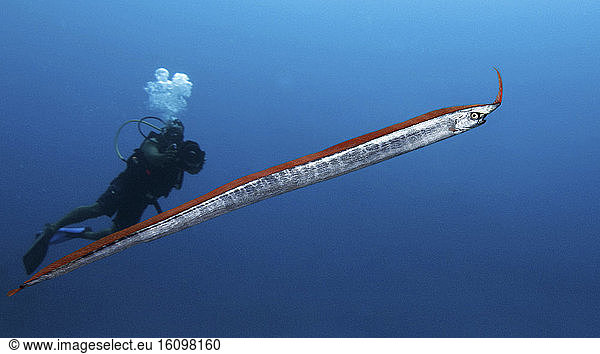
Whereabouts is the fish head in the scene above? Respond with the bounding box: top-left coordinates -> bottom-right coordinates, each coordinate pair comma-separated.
450,68 -> 502,133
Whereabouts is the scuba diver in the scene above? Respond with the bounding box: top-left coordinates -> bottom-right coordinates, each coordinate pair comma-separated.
23,117 -> 205,275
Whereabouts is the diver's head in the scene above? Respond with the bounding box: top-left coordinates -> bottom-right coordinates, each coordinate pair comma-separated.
162,118 -> 184,144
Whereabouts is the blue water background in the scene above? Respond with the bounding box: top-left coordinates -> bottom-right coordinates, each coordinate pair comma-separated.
1,0 -> 599,337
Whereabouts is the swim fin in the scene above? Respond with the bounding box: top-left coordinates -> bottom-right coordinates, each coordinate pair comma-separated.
48,227 -> 89,245
23,227 -> 52,275
23,227 -> 90,275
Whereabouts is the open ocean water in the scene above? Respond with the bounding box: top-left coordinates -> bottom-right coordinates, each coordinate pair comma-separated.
1,0 -> 599,337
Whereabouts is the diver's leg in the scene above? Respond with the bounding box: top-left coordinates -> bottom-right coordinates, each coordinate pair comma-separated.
37,202 -> 106,241
25,180 -> 122,274
75,197 -> 149,241
76,199 -> 148,241
77,223 -> 118,240
50,203 -> 106,231
92,200 -> 149,241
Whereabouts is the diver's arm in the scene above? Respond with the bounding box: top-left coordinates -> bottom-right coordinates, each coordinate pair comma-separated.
141,139 -> 176,167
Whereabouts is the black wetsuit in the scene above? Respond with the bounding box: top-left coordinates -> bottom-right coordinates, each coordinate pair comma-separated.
97,132 -> 185,230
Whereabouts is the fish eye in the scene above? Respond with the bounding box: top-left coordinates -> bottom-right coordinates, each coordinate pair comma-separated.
470,112 -> 480,120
